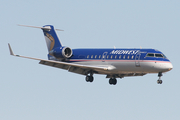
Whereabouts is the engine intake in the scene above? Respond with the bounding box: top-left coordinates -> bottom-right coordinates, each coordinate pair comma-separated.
49,46 -> 73,59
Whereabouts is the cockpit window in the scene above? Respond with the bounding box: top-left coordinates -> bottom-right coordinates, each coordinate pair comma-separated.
146,53 -> 167,58
146,53 -> 154,57
155,54 -> 163,58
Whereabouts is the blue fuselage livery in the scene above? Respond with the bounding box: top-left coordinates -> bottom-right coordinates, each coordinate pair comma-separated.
9,25 -> 173,85
58,48 -> 171,74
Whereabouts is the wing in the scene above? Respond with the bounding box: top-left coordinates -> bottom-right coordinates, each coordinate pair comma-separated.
8,44 -> 116,75
38,60 -> 116,75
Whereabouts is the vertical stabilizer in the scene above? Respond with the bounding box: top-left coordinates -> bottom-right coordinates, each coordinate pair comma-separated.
17,24 -> 64,60
42,25 -> 62,52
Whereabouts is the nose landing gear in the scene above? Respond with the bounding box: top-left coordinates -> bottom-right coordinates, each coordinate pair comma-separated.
157,72 -> 163,84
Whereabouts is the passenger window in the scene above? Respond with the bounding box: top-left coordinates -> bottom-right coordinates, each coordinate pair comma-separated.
99,55 -> 101,59
155,54 -> 163,58
146,53 -> 154,57
115,55 -> 117,59
131,56 -> 134,59
91,55 -> 93,58
111,55 -> 113,59
119,55 -> 121,59
127,56 -> 129,59
123,55 -> 126,59
107,55 -> 109,59
95,55 -> 97,58
87,55 -> 89,58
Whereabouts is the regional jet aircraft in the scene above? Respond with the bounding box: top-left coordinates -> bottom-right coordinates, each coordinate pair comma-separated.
8,25 -> 173,85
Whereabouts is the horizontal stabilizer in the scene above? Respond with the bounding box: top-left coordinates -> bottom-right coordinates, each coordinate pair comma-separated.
17,24 -> 64,31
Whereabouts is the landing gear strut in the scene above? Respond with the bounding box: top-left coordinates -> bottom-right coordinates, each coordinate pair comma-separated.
157,72 -> 163,84
109,78 -> 117,85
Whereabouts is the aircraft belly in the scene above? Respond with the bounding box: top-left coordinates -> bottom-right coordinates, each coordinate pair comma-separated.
112,61 -> 142,73
71,61 -> 144,74
68,60 -> 172,75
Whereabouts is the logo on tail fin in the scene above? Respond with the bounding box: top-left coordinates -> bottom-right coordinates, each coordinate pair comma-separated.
45,33 -> 55,51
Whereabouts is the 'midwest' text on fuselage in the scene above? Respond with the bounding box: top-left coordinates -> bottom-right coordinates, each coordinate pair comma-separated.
110,50 -> 139,55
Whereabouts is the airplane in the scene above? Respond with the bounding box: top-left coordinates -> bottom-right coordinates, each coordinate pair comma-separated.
8,25 -> 173,85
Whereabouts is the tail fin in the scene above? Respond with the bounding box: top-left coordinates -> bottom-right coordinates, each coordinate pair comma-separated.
18,24 -> 63,52
42,25 -> 62,52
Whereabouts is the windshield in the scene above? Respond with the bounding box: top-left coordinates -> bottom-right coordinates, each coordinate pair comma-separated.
155,54 -> 163,58
146,53 -> 154,57
146,53 -> 167,58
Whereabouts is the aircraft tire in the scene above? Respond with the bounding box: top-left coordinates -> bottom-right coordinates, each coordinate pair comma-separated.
113,78 -> 117,85
109,78 -> 113,85
109,78 -> 117,85
89,76 -> 94,82
157,80 -> 159,84
86,76 -> 90,82
86,76 -> 94,82
157,80 -> 163,84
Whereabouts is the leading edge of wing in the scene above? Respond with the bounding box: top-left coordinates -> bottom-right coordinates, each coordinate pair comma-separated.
8,43 -> 116,71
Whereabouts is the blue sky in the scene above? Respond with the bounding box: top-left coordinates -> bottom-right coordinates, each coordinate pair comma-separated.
1,1 -> 180,120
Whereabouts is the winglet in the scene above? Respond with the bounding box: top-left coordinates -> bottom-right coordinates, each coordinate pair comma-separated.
8,43 -> 14,55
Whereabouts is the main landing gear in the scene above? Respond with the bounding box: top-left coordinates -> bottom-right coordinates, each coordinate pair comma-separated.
157,72 -> 163,84
109,78 -> 117,85
85,72 -> 94,82
85,75 -> 94,82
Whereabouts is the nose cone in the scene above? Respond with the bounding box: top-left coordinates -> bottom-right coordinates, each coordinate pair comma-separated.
168,62 -> 173,71
154,62 -> 173,72
161,62 -> 173,72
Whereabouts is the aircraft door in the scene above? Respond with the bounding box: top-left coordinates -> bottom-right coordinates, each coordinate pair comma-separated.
135,52 -> 141,67
101,52 -> 108,62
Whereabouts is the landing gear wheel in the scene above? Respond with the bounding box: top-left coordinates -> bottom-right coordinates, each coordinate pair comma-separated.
89,76 -> 94,82
86,76 -> 90,82
157,80 -> 163,84
113,78 -> 117,85
109,78 -> 113,85
109,78 -> 117,85
85,75 -> 94,82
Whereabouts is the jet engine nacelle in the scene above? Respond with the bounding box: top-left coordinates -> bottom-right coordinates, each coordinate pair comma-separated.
49,46 -> 73,59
